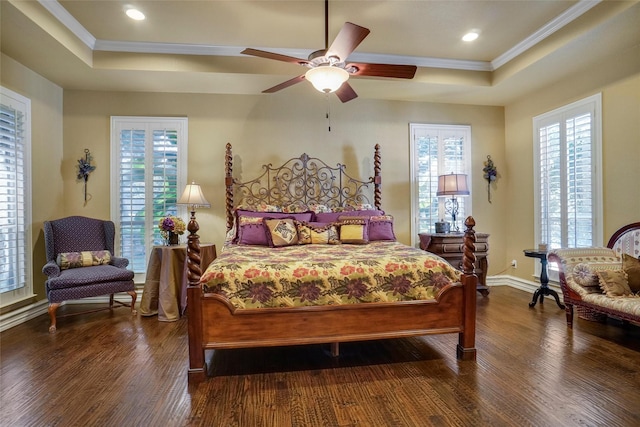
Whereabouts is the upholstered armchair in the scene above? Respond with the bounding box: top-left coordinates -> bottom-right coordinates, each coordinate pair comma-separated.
42,216 -> 137,333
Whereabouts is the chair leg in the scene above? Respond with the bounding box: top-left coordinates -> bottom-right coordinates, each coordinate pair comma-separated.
127,290 -> 138,315
109,293 -> 115,309
48,303 -> 60,334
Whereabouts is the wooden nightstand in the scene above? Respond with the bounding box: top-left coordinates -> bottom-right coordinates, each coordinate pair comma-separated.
419,232 -> 490,296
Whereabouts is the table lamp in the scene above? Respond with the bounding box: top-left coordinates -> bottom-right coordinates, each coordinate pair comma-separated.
436,173 -> 470,232
177,182 -> 211,285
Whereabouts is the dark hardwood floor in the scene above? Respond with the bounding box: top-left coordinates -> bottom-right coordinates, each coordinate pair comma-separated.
1,286 -> 639,426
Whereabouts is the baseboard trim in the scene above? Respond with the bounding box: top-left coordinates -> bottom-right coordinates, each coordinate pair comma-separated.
0,289 -> 143,333
0,299 -> 49,332
487,275 -> 564,302
0,278 -> 562,332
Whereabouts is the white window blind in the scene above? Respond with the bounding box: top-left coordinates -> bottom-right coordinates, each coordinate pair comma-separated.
110,117 -> 187,277
0,87 -> 33,307
410,124 -> 472,245
534,94 -> 602,253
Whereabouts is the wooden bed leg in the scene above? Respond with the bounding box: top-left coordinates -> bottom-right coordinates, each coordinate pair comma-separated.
330,342 -> 340,357
457,216 -> 477,361
187,284 -> 206,382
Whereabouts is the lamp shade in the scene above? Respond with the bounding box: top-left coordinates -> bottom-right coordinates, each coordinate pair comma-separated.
177,182 -> 211,208
305,66 -> 349,93
436,173 -> 470,196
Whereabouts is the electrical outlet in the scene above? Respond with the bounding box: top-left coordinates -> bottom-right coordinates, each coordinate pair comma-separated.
511,259 -> 517,268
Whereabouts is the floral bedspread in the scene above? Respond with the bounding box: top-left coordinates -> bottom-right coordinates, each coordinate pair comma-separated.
199,241 -> 461,309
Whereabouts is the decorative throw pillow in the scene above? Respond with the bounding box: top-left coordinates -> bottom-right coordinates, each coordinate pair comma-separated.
57,250 -> 112,270
307,204 -> 332,214
235,202 -> 281,213
314,208 -> 384,223
368,215 -> 396,241
571,261 -> 624,294
295,221 -> 340,245
237,216 -> 268,246
234,209 -> 313,242
264,218 -> 299,247
596,270 -> 631,297
622,254 -> 640,293
572,263 -> 599,287
281,203 -> 309,213
338,216 -> 369,244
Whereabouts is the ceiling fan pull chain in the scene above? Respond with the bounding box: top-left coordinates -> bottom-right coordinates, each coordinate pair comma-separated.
326,93 -> 331,132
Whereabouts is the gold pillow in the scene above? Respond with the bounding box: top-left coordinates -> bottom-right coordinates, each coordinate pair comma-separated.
622,254 -> 640,293
596,270 -> 631,297
295,221 -> 340,245
337,217 -> 369,244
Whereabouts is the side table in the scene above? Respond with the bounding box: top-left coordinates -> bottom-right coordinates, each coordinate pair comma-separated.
140,243 -> 217,321
419,232 -> 490,296
523,249 -> 565,309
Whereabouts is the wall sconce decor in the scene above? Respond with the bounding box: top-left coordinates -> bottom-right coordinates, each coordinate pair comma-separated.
482,155 -> 498,203
77,148 -> 95,205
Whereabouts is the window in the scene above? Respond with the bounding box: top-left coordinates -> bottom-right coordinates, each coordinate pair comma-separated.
534,94 -> 603,251
0,87 -> 33,307
409,124 -> 472,245
110,117 -> 187,281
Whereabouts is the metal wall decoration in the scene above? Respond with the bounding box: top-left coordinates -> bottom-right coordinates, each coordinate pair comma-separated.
77,148 -> 96,205
482,155 -> 498,203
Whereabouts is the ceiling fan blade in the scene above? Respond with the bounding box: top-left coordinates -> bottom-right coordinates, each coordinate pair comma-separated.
326,22 -> 370,62
262,75 -> 306,93
347,63 -> 417,79
335,81 -> 358,103
241,48 -> 308,66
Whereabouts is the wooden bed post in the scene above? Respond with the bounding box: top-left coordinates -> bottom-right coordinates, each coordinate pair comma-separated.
457,216 -> 478,361
225,142 -> 234,231
186,207 -> 206,382
373,144 -> 382,210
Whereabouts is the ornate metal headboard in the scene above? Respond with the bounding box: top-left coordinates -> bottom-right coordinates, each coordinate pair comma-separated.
224,143 -> 382,231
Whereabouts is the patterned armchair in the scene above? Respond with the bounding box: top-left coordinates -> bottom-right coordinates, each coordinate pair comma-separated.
42,216 -> 137,333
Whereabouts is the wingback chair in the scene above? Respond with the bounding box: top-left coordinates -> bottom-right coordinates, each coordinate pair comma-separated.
42,216 -> 137,333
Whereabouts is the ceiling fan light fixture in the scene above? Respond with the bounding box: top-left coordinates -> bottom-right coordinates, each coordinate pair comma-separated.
305,66 -> 349,93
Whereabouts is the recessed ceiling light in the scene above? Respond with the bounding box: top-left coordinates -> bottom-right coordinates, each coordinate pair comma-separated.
462,32 -> 479,42
125,8 -> 145,20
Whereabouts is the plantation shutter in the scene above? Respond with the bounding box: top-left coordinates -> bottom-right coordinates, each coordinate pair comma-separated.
0,87 -> 31,302
111,117 -> 187,275
534,94 -> 602,252
410,124 -> 472,238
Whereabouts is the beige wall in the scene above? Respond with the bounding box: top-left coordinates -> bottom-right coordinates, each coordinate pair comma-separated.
504,45 -> 640,280
62,90 -> 507,267
2,44 -> 638,311
1,54 -> 64,310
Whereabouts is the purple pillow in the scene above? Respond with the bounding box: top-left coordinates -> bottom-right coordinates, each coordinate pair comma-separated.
234,209 -> 313,242
313,212 -> 343,223
237,216 -> 269,246
314,209 -> 384,223
368,215 -> 396,241
347,209 -> 385,217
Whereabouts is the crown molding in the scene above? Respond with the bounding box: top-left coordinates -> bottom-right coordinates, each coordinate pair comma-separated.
492,0 -> 601,69
38,0 -> 96,49
39,0 -> 600,74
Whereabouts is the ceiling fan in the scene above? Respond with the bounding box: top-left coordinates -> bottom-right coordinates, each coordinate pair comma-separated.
241,0 -> 417,103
